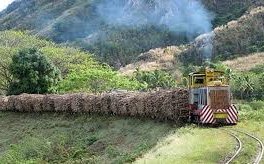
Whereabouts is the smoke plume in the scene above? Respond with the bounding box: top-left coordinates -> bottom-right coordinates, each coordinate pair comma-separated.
97,0 -> 213,38
194,32 -> 215,61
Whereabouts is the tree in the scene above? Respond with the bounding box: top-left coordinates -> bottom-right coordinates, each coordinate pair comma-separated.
7,48 -> 61,95
57,62 -> 144,94
134,69 -> 176,89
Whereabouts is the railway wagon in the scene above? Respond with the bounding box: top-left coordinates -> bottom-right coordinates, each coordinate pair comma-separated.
188,68 -> 238,124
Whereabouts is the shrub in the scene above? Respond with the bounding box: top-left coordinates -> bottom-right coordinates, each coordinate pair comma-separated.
259,46 -> 264,52
57,64 -> 144,93
134,69 -> 176,90
230,71 -> 263,100
238,104 -> 253,112
249,101 -> 264,110
7,48 -> 61,95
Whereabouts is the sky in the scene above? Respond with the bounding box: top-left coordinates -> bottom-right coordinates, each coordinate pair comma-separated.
0,0 -> 14,11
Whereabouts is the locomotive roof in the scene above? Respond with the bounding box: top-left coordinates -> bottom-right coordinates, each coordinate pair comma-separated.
189,68 -> 225,76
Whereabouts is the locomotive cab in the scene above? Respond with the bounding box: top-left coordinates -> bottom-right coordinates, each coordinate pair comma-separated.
188,68 -> 238,124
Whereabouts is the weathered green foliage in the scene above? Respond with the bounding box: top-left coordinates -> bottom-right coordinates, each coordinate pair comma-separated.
134,69 -> 176,89
231,65 -> 264,100
8,48 -> 61,95
0,31 -> 146,95
57,64 -> 145,93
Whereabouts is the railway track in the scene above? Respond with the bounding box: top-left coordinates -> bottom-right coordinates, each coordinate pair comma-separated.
224,129 -> 264,164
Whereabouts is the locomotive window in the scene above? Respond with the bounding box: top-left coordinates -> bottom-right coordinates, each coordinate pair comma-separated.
200,93 -> 203,105
203,89 -> 207,105
194,77 -> 204,84
194,94 -> 199,106
198,89 -> 208,106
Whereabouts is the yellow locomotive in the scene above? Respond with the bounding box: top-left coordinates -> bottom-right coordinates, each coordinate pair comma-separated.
188,68 -> 238,124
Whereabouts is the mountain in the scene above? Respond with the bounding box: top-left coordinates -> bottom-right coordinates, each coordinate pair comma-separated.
119,6 -> 264,75
0,0 -> 263,68
180,6 -> 264,65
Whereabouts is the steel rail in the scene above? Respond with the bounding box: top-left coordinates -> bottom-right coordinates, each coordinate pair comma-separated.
234,130 -> 264,164
225,131 -> 242,164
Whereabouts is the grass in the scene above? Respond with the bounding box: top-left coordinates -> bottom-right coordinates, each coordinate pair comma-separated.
236,120 -> 264,164
227,100 -> 264,164
1,100 -> 263,164
134,100 -> 264,164
0,112 -> 175,164
0,112 -> 236,164
223,52 -> 264,72
134,126 -> 234,164
226,130 -> 259,164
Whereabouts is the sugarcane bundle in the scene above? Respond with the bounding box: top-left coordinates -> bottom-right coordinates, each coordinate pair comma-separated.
82,94 -> 96,113
31,94 -> 45,112
43,94 -> 57,112
70,93 -> 84,113
0,96 -> 8,111
54,94 -> 72,112
0,89 -> 190,122
109,93 -> 126,115
125,93 -> 138,117
100,93 -> 111,115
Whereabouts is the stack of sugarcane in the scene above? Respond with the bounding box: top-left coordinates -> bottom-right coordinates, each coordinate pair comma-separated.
0,89 -> 189,121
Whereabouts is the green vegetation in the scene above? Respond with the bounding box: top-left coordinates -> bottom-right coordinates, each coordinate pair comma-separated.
0,31 -> 145,95
202,0 -> 251,27
135,126 -> 234,164
0,0 -> 188,67
231,65 -> 264,100
0,112 -> 238,164
0,101 -> 263,164
0,1 -> 263,163
227,100 -> 264,164
247,41 -> 264,53
226,130 -> 258,164
0,112 -> 174,164
8,48 -> 61,95
74,26 -> 187,67
134,69 -> 176,90
134,101 -> 264,164
58,64 -> 144,93
238,100 -> 264,121
1,0 -> 262,66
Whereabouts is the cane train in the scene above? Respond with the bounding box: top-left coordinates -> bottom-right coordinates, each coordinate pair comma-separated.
188,68 -> 238,124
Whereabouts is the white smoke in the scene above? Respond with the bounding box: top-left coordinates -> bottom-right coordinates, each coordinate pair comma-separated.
194,32 -> 215,61
97,0 -> 213,38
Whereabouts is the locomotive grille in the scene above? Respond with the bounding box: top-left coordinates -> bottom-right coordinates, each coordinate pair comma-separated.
209,90 -> 230,111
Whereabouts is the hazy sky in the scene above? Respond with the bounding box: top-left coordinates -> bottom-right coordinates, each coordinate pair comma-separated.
0,0 -> 14,11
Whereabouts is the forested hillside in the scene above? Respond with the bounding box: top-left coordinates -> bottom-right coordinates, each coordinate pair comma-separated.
0,0 -> 263,67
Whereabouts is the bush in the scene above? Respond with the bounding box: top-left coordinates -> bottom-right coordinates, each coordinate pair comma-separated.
8,48 -> 61,95
249,101 -> 264,110
247,46 -> 259,53
134,69 -> 176,89
239,104 -> 253,112
57,64 -> 145,93
238,102 -> 264,121
231,71 -> 264,100
259,46 -> 264,52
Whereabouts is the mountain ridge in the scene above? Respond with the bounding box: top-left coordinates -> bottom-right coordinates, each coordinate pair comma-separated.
0,0 -> 263,68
